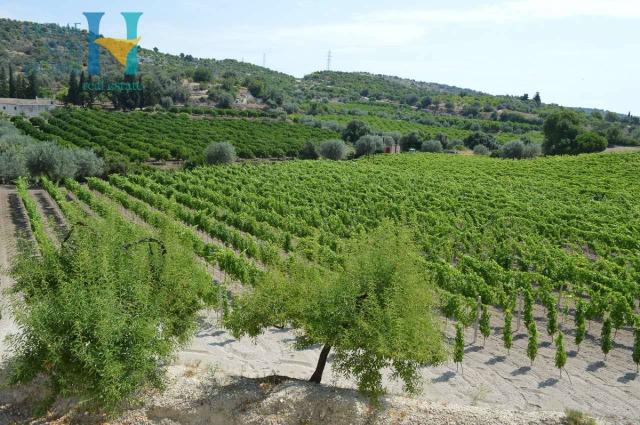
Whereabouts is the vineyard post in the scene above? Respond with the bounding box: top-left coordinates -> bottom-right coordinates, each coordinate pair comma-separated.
473,295 -> 481,344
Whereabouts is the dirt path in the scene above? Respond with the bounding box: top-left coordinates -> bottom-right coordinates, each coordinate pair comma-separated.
177,303 -> 639,423
0,185 -> 24,359
29,189 -> 68,244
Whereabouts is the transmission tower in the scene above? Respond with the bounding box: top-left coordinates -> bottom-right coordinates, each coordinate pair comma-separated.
327,50 -> 332,71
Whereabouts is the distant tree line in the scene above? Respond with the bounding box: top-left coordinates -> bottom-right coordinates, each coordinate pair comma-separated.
0,65 -> 39,99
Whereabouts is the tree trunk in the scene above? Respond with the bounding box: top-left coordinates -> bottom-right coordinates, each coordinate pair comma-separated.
309,344 -> 332,384
473,295 -> 481,344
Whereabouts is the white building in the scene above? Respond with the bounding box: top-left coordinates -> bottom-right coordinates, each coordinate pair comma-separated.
0,98 -> 57,117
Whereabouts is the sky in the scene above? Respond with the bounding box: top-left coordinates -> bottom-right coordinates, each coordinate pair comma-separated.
1,0 -> 639,113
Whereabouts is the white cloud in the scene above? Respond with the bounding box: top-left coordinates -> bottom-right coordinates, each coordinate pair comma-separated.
363,0 -> 640,25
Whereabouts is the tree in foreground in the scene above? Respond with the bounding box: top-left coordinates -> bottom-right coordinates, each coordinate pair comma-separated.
204,141 -> 236,165
319,139 -> 347,160
225,223 -> 447,400
527,322 -> 538,366
9,214 -> 216,410
454,323 -> 464,373
480,304 -> 491,346
601,317 -> 613,361
555,332 -> 568,378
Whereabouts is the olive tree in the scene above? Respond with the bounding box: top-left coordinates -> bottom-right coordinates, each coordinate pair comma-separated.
355,135 -> 383,157
421,140 -> 443,153
319,139 -> 347,160
225,223 -> 446,400
204,142 -> 236,165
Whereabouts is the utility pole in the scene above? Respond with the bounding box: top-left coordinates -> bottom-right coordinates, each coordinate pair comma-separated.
327,50 -> 332,71
73,22 -> 81,30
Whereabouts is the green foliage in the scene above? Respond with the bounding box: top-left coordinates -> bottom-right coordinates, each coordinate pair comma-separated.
473,144 -> 490,155
454,323 -> 464,367
355,135 -> 383,157
564,410 -> 597,425
575,131 -> 608,153
463,132 -> 499,150
546,300 -> 558,336
204,141 -> 237,165
298,140 -> 319,160
319,139 -> 347,160
193,67 -> 213,82
421,140 -> 443,153
601,317 -> 613,360
9,213 -> 216,410
575,300 -> 587,351
555,332 -> 567,374
225,223 -> 446,400
503,309 -> 513,353
498,140 -> 541,159
523,290 -> 534,329
342,120 -> 371,143
542,110 -> 586,155
479,305 -> 491,345
527,322 -> 538,365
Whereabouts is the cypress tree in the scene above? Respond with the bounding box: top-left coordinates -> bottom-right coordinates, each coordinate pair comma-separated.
65,70 -> 78,105
8,64 -> 16,98
27,69 -> 38,99
78,71 -> 86,106
575,300 -> 586,353
0,67 -> 7,97
454,323 -> 464,373
480,304 -> 491,346
503,309 -> 513,354
15,74 -> 26,99
555,332 -> 567,378
633,320 -> 640,373
527,321 -> 538,366
601,317 -> 613,361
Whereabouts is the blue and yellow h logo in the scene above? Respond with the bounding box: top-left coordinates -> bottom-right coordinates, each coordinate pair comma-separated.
83,12 -> 143,77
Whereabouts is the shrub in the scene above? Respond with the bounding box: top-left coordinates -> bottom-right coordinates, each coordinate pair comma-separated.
463,132 -> 499,150
564,409 -> 597,425
0,150 -> 26,183
216,93 -> 234,109
473,144 -> 490,155
319,139 -> 347,160
9,218 -> 216,410
499,140 -> 541,159
204,142 -> 236,165
421,140 -> 443,153
298,141 -> 319,160
355,135 -> 383,157
575,131 -> 608,153
159,96 -> 173,109
193,67 -> 212,83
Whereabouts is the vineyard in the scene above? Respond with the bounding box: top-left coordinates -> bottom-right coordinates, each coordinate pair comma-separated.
91,152 -> 640,369
3,149 -> 640,420
12,108 -> 340,162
